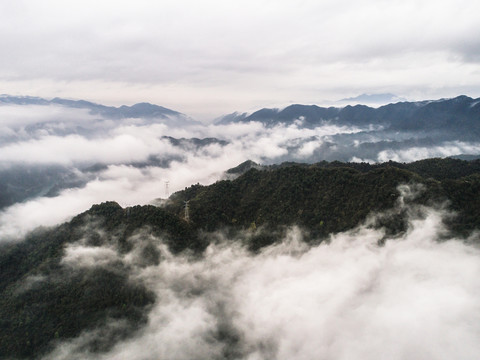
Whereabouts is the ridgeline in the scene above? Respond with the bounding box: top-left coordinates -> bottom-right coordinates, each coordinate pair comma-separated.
1,158 -> 480,359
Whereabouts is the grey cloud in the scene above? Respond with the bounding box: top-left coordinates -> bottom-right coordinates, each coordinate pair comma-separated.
454,39 -> 480,63
1,0 -> 480,112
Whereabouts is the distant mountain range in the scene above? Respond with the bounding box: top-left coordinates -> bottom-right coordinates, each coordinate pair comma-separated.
0,95 -> 191,121
0,94 -> 479,210
3,94 -> 480,135
216,95 -> 480,134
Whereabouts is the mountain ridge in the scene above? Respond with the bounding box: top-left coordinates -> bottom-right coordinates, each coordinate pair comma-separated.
2,94 -> 480,132
1,158 -> 480,359
216,95 -> 480,133
0,95 -> 187,120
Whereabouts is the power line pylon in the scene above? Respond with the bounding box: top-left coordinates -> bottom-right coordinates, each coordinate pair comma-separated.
184,200 -> 190,222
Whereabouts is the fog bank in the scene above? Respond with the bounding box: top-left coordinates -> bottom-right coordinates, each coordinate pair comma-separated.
44,204 -> 480,360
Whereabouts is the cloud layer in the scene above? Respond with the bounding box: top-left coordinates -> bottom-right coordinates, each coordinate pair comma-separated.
1,0 -> 480,118
0,102 -> 479,239
43,200 -> 480,360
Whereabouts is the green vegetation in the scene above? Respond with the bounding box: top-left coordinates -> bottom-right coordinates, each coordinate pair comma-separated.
1,158 -> 480,359
70,201 -> 204,253
0,202 -> 200,359
168,159 -> 480,238
166,158 -> 480,239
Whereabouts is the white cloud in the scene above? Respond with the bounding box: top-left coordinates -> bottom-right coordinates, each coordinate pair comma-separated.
376,141 -> 480,163
44,204 -> 480,360
0,104 -> 94,127
0,103 -> 478,242
0,135 -> 151,164
61,244 -> 119,268
297,140 -> 321,157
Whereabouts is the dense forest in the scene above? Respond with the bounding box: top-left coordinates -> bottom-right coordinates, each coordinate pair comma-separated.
168,158 -> 480,241
1,157 -> 480,359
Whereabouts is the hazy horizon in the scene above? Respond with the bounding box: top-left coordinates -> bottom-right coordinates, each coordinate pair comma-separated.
1,0 -> 480,120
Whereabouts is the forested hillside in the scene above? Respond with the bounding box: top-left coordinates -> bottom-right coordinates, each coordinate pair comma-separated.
168,158 -> 480,239
1,158 -> 480,359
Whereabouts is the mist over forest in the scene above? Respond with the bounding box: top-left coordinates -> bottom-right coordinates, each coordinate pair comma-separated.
0,94 -> 479,238
1,95 -> 480,359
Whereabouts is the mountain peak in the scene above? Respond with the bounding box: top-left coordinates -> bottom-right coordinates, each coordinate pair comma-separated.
0,95 -> 187,120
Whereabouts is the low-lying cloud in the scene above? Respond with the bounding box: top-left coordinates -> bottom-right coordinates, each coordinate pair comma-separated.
0,107 -> 366,239
376,141 -> 480,163
0,102 -> 479,240
43,200 -> 480,360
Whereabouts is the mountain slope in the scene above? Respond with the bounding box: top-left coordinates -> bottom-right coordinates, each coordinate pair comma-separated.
0,95 -> 189,120
0,202 -> 202,359
168,158 -> 480,238
216,95 -> 480,134
1,158 -> 480,359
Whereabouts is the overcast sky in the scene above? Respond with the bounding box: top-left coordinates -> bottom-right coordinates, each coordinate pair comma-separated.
1,0 -> 480,120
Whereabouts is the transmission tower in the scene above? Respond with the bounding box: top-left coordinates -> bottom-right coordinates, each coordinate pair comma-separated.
165,181 -> 170,198
184,200 -> 190,222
